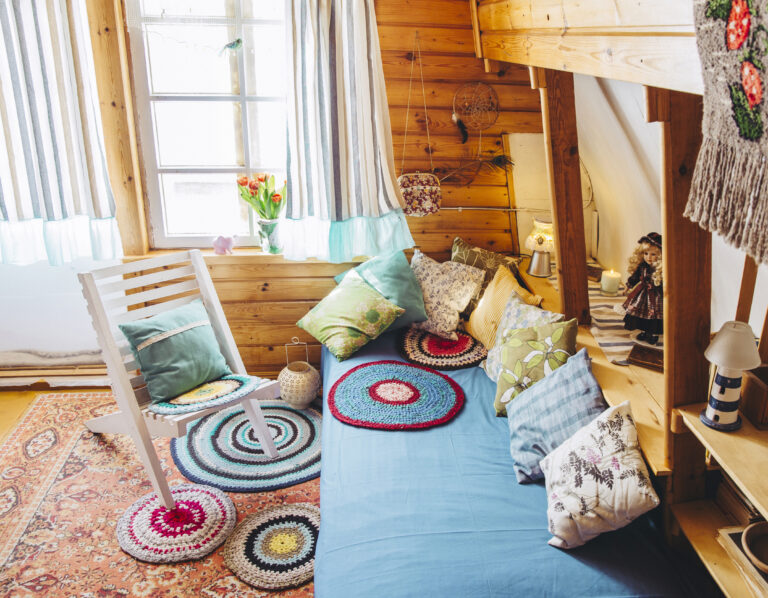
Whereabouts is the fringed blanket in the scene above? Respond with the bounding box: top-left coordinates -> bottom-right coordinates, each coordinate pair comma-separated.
687,0 -> 768,263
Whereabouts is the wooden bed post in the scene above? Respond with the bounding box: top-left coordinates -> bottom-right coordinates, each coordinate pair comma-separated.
648,87 -> 711,504
530,68 -> 590,324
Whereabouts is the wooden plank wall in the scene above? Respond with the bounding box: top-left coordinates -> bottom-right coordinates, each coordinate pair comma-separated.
127,0 -> 541,378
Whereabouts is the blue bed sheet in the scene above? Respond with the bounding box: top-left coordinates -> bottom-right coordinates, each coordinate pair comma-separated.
315,332 -> 689,597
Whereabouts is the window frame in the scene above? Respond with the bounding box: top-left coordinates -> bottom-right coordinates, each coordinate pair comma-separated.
127,4 -> 285,248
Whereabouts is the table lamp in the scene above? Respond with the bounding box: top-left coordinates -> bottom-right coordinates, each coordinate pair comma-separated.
700,321 -> 761,431
525,217 -> 554,278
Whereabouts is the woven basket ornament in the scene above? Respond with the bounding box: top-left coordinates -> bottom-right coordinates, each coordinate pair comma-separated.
278,338 -> 321,409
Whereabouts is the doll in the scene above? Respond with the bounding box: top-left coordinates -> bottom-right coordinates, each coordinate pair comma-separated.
623,232 -> 663,345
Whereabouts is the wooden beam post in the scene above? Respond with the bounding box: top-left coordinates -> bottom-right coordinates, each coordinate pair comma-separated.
533,68 -> 590,324
85,0 -> 148,256
649,87 -> 711,502
736,255 -> 759,323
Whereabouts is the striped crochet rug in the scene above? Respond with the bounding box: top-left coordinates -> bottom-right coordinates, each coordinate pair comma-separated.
548,275 -> 664,366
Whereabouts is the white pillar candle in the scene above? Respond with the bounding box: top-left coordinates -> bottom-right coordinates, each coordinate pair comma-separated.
600,270 -> 621,295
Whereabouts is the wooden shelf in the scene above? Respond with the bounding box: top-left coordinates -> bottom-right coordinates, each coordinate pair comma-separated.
522,268 -> 670,476
671,500 -> 753,598
677,403 -> 768,521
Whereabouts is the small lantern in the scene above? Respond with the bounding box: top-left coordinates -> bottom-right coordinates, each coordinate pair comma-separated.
278,338 -> 321,410
700,321 -> 761,431
525,217 -> 555,278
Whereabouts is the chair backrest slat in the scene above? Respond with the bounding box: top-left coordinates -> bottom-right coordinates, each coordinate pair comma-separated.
90,251 -> 193,280
104,279 -> 198,310
111,294 -> 201,325
98,264 -> 195,295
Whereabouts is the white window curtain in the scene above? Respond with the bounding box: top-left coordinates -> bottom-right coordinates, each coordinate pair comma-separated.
0,0 -> 121,266
283,0 -> 414,263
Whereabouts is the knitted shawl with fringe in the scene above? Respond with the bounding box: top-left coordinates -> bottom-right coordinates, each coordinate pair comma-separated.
687,0 -> 768,263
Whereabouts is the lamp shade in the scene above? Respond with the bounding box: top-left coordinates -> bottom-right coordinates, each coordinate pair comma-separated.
705,321 -> 761,371
524,217 -> 555,254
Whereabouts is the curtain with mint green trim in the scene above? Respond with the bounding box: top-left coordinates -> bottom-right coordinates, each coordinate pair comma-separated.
283,0 -> 414,263
0,0 -> 122,266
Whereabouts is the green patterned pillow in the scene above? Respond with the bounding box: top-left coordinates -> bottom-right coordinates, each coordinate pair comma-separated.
493,318 -> 578,416
297,271 -> 404,361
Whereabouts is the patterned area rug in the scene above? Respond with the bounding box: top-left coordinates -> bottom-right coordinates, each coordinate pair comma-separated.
328,360 -> 464,430
171,403 -> 322,492
0,392 -> 319,597
398,328 -> 487,370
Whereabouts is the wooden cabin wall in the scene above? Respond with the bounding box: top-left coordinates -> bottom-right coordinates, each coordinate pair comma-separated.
124,0 -> 543,378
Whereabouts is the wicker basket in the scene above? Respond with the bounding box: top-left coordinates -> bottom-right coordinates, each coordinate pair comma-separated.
278,361 -> 321,409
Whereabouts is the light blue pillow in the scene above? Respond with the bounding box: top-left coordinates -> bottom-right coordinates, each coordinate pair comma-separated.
334,250 -> 427,329
505,348 -> 606,483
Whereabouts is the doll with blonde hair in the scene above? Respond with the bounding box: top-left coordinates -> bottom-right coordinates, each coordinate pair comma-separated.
623,232 -> 663,344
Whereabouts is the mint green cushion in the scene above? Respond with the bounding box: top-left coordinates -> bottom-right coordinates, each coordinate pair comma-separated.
333,250 -> 426,329
298,271 -> 405,360
119,299 -> 232,403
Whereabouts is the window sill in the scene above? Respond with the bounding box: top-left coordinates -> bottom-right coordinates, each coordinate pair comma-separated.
123,248 -> 367,265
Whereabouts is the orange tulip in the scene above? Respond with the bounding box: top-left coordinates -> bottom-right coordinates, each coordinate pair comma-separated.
271,193 -> 282,203
248,179 -> 259,190
237,176 -> 248,187
257,173 -> 267,183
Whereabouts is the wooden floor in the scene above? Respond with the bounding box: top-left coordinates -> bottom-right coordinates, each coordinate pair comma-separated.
0,388 -> 109,444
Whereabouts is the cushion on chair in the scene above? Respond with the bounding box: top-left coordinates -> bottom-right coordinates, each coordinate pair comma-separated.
334,250 -> 427,329
505,349 -> 606,483
297,270 -> 405,361
147,374 -> 272,415
119,299 -> 232,403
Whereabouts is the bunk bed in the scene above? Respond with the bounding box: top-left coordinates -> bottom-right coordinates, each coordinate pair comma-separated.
466,1 -> 766,597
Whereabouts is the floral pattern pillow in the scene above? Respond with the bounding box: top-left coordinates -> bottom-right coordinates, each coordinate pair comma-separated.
297,271 -> 404,360
541,401 -> 660,549
410,250 -> 485,340
482,293 -> 565,382
450,237 -> 539,316
493,318 -> 577,416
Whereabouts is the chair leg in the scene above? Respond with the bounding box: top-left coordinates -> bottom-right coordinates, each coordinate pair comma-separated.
126,425 -> 176,510
241,397 -> 279,459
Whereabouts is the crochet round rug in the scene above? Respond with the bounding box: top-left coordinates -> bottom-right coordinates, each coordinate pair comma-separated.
116,484 -> 236,563
223,504 -> 320,590
171,402 -> 321,492
148,374 -> 271,415
398,328 -> 487,370
328,360 -> 464,430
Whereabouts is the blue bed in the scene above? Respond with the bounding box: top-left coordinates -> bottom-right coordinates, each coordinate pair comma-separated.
315,331 -> 691,597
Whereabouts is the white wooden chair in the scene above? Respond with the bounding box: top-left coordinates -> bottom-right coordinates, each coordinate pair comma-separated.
79,250 -> 280,509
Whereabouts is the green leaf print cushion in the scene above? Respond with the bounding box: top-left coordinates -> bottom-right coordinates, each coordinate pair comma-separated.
493,318 -> 578,416
297,271 -> 405,361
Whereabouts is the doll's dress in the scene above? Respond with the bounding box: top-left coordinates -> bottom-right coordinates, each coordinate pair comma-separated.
622,261 -> 663,335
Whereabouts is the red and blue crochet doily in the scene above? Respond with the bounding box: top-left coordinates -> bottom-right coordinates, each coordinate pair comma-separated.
398,328 -> 487,370
327,360 -> 464,430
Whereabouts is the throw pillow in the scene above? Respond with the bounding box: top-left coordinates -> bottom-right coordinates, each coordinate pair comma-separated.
541,401 -> 660,549
410,250 -> 485,340
493,318 -> 577,416
118,299 -> 232,403
450,236 -> 540,316
333,250 -> 427,329
506,349 -> 606,483
482,293 -> 564,382
297,270 -> 404,361
466,266 -> 537,349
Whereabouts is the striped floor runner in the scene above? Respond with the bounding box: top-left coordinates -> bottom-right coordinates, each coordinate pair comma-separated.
548,275 -> 663,366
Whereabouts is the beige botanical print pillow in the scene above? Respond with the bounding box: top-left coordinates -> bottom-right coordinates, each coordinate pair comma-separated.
540,401 -> 660,549
410,250 -> 484,340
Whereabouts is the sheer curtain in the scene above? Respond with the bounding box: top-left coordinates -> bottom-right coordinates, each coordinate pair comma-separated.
0,0 -> 121,266
283,0 -> 414,263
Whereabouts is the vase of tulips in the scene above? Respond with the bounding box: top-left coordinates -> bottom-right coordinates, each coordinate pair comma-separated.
237,174 -> 287,254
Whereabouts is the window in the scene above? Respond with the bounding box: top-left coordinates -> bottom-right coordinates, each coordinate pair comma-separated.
126,0 -> 286,247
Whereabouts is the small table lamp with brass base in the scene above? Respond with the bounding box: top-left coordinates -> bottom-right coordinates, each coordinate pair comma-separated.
525,217 -> 554,278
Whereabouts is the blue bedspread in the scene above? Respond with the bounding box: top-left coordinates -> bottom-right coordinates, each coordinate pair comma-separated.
315,332 -> 689,597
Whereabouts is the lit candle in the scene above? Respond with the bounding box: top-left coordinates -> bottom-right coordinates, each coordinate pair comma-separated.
601,269 -> 621,295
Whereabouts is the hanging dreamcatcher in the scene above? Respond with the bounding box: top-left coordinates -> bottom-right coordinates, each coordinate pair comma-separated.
442,82 -> 511,186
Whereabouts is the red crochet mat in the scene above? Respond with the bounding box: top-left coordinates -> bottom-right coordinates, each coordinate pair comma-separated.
397,328 -> 487,370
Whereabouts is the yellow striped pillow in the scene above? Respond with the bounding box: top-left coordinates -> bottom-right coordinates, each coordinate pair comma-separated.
466,266 -> 541,349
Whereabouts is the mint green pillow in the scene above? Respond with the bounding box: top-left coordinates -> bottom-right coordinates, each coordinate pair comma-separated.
298,271 -> 405,360
119,299 -> 232,403
334,250 -> 427,329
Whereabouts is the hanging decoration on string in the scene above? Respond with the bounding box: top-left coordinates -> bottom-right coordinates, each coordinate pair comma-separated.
219,38 -> 243,56
441,82 -> 511,186
397,32 -> 442,217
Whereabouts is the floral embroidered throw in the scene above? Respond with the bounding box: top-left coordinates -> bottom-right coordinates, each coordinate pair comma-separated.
687,0 -> 768,263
